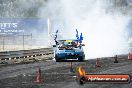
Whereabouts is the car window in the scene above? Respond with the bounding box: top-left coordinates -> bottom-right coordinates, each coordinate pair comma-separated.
58,40 -> 79,49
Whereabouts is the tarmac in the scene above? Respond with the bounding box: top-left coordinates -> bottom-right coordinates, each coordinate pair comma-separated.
0,56 -> 132,88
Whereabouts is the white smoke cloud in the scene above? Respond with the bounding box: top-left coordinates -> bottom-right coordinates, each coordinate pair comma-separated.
38,0 -> 130,59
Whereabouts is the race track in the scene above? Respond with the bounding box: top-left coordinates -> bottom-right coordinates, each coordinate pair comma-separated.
0,56 -> 132,88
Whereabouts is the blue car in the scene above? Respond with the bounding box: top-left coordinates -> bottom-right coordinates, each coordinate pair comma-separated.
53,39 -> 85,62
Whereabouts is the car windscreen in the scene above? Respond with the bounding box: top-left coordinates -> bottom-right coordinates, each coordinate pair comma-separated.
58,40 -> 79,50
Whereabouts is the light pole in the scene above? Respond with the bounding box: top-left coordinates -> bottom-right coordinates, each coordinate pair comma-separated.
23,33 -> 24,50
2,37 -> 4,51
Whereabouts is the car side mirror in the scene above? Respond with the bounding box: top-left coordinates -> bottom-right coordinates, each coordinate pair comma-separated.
81,44 -> 85,46
53,45 -> 56,47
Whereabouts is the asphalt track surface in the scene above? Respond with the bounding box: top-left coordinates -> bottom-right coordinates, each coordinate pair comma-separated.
0,57 -> 132,88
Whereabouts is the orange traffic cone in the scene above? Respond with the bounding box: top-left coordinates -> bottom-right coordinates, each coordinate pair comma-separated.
96,58 -> 101,67
128,52 -> 132,60
34,67 -> 43,83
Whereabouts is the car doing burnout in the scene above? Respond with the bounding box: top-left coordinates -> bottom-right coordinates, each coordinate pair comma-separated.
53,39 -> 85,62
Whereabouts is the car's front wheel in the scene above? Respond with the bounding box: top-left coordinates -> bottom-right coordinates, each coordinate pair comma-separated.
78,56 -> 85,62
55,54 -> 60,62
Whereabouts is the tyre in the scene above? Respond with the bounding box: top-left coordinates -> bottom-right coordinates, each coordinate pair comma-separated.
78,56 -> 84,62
55,54 -> 60,62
